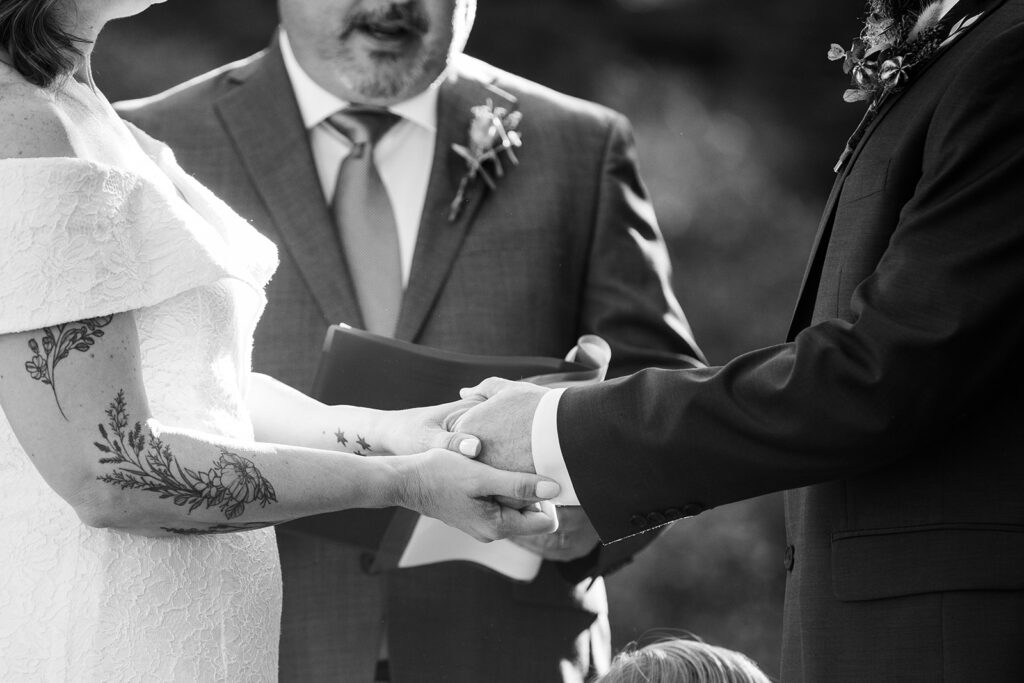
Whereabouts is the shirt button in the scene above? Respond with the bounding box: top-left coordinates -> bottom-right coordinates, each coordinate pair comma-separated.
784,545 -> 795,572
629,514 -> 649,529
665,508 -> 684,521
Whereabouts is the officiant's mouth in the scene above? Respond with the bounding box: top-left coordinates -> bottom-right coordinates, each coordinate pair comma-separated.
345,16 -> 428,51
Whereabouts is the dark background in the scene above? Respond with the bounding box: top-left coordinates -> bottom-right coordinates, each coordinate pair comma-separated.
96,0 -> 866,677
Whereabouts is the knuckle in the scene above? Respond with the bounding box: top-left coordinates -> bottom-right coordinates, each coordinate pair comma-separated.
483,377 -> 506,393
436,432 -> 457,451
441,412 -> 460,432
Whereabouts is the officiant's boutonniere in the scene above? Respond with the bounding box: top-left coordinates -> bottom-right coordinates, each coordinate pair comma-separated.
448,99 -> 523,221
828,0 -> 983,171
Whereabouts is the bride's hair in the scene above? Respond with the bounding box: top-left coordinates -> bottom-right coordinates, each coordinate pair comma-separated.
0,0 -> 86,87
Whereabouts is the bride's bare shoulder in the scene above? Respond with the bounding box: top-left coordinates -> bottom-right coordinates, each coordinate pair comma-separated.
0,81 -> 74,160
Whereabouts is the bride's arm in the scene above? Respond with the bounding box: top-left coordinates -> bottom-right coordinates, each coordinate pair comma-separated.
0,313 -> 559,539
246,372 -> 481,457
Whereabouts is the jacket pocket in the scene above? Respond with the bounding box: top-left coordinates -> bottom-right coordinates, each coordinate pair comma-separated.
831,523 -> 1024,601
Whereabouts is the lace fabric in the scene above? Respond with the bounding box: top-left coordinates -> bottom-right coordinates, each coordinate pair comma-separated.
0,100 -> 282,680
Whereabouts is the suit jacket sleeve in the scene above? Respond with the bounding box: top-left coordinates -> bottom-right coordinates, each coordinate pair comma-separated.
558,22 -> 1024,543
564,111 -> 707,577
582,112 -> 706,377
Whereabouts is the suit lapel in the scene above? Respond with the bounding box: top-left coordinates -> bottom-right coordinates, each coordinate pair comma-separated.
786,161 -> 856,340
393,66 -> 513,342
786,0 -> 1005,340
215,39 -> 364,328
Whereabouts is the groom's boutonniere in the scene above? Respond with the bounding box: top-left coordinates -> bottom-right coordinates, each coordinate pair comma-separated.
448,99 -> 523,221
828,0 -> 983,171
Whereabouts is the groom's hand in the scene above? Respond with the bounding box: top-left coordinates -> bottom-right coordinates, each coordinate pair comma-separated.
510,507 -> 600,562
454,378 -> 549,475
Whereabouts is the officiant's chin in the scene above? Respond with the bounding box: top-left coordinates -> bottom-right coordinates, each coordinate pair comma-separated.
278,0 -> 476,105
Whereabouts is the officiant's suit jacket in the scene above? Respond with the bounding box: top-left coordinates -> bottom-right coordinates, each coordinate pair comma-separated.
119,41 -> 703,683
551,0 -> 1024,680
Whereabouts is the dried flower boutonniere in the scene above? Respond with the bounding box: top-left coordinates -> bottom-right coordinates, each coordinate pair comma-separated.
448,99 -> 523,221
828,0 -> 983,171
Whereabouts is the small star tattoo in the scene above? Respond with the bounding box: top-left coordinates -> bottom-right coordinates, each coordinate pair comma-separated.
356,435 -> 371,451
335,430 -> 348,446
353,450 -> 365,456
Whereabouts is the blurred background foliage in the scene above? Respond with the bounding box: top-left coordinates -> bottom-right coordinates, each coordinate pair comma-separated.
96,0 -> 868,677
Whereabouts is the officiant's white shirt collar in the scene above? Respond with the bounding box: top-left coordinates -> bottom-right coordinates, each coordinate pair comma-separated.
279,29 -> 440,134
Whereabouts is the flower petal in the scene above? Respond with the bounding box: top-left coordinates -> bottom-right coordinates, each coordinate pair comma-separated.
843,88 -> 871,103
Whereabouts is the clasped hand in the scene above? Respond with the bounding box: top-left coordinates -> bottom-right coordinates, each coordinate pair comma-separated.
370,377 -> 545,479
456,378 -> 599,560
367,391 -> 557,543
372,378 -> 598,558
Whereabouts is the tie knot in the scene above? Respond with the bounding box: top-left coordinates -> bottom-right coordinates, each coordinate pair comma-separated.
328,107 -> 401,155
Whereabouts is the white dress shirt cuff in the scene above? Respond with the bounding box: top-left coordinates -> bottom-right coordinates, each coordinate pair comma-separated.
531,388 -> 581,506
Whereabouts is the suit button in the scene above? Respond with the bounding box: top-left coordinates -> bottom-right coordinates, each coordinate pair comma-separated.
681,503 -> 705,517
784,545 -> 795,572
630,514 -> 649,529
646,511 -> 668,526
360,552 -> 376,574
665,508 -> 684,521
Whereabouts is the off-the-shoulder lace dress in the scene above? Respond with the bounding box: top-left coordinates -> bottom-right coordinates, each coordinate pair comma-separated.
0,73 -> 282,681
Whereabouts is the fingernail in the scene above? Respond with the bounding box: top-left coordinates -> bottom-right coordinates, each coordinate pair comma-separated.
459,437 -> 481,456
535,481 -> 560,499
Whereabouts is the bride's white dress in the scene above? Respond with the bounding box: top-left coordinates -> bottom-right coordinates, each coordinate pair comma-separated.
0,76 -> 281,681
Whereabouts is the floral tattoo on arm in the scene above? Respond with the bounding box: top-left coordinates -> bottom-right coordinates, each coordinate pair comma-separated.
95,390 -> 277,520
24,316 -> 113,420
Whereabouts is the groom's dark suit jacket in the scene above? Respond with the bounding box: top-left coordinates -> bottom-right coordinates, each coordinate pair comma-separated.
556,0 -> 1024,680
119,42 -> 703,682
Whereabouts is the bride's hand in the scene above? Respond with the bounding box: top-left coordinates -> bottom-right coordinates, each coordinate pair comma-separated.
388,449 -> 561,542
371,399 -> 480,457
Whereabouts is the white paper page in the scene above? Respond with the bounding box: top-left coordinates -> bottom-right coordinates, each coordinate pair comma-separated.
397,516 -> 543,582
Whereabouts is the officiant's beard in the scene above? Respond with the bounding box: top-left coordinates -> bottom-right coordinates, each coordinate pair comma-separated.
333,37 -> 449,102
328,0 -> 473,103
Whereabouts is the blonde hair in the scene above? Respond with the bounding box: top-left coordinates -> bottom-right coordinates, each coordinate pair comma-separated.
596,636 -> 772,683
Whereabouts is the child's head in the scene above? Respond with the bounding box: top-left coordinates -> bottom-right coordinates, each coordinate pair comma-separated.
595,635 -> 771,683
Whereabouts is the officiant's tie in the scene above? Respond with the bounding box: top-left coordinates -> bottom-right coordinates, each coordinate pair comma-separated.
329,107 -> 402,336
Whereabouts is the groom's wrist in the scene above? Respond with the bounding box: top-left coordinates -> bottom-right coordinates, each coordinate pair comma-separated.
531,388 -> 581,506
